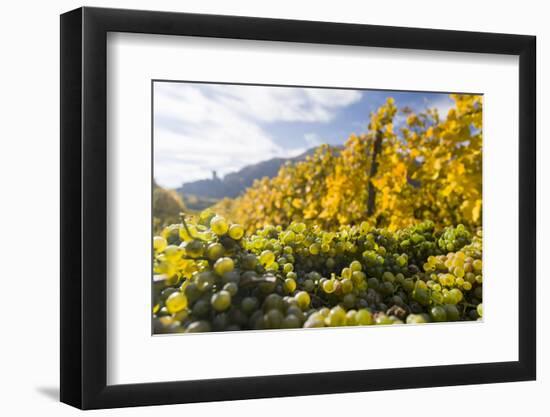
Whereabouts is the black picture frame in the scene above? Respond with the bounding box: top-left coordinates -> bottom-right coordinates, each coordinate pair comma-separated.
60,6 -> 536,410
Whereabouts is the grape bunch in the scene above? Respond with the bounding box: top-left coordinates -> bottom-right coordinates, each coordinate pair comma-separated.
153,210 -> 483,334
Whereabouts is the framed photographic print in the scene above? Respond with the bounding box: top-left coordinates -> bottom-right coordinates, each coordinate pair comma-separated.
60,6 -> 536,409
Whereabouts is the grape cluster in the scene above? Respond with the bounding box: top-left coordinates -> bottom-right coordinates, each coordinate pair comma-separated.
153,211 -> 483,333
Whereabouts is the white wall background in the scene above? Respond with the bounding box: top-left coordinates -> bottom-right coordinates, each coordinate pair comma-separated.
0,0 -> 545,415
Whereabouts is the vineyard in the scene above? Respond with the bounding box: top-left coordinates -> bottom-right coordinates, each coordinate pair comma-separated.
153,94 -> 483,333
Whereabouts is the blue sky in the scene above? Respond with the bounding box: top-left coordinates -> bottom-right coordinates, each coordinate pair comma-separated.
154,82 -> 455,188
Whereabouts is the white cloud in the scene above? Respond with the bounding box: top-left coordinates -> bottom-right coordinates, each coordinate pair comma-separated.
304,132 -> 322,148
205,84 -> 361,123
425,95 -> 455,120
153,83 -> 362,187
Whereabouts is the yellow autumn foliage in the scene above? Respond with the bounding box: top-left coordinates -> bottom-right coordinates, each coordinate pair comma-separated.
214,94 -> 482,233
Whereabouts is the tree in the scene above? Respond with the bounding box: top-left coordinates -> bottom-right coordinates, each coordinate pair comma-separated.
213,94 -> 482,232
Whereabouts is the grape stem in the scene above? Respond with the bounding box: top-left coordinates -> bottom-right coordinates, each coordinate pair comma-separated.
180,214 -> 208,242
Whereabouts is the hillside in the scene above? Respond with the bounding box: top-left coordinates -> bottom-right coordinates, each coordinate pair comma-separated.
152,181 -> 186,230
177,147 -> 330,201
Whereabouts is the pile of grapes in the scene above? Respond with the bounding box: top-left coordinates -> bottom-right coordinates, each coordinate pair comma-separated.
153,211 -> 483,333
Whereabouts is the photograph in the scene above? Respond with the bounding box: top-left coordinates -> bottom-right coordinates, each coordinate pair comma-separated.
152,81 -> 483,334
53,2 -> 541,410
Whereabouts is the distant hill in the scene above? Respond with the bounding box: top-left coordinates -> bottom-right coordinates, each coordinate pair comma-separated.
176,147 -> 326,201
153,181 -> 186,229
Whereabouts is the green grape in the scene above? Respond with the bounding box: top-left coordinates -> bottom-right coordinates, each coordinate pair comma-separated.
382,271 -> 395,283
165,292 -> 188,314
191,300 -> 210,318
282,314 -> 302,328
258,279 -> 277,294
214,257 -> 235,276
266,261 -> 279,271
263,294 -> 284,312
350,260 -> 362,272
415,280 -> 428,290
156,307 -> 171,319
195,271 -> 216,291
474,286 -> 483,299
303,279 -> 315,292
249,310 -> 265,330
286,306 -> 304,320
431,291 -> 443,304
389,315 -> 404,324
183,239 -> 205,258
241,253 -> 258,270
295,291 -> 311,310
368,277 -> 380,291
375,313 -> 393,325
442,291 -> 457,305
228,224 -> 245,240
212,313 -> 229,331
340,278 -> 353,294
402,278 -> 414,292
406,314 -> 429,324
291,222 -> 306,234
159,287 -> 179,301
309,243 -> 321,255
322,279 -> 336,294
304,313 -> 325,328
284,278 -> 297,293
326,306 -> 346,327
469,309 -> 480,320
318,307 -> 330,317
185,320 -> 212,333
395,273 -> 405,284
309,271 -> 321,281
173,309 -> 189,322
222,270 -> 240,285
206,242 -> 225,260
223,282 -> 239,296
356,309 -> 373,325
345,310 -> 358,326
477,303 -> 483,317
380,281 -> 394,296
264,309 -> 284,329
210,215 -> 229,235
341,267 -> 352,279
342,293 -> 356,309
211,290 -> 232,312
281,230 -> 296,244
454,267 -> 465,278
241,297 -> 259,315
444,304 -> 460,321
430,306 -> 447,322
473,259 -> 482,272
259,250 -> 275,266
449,288 -> 463,303
153,209 -> 482,334
351,271 -> 366,285
286,271 -> 297,280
